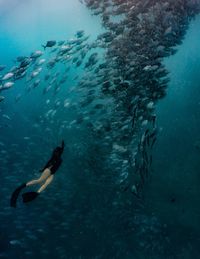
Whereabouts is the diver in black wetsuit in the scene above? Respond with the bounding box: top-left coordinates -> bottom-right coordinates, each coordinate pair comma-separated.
26,140 -> 65,191
10,141 -> 65,207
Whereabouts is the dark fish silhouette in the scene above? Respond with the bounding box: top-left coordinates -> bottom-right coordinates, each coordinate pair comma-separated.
42,40 -> 56,50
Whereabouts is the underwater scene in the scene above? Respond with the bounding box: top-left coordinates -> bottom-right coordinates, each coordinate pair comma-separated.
1,0 -> 200,258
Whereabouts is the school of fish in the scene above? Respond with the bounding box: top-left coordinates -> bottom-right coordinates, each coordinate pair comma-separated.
0,0 -> 200,198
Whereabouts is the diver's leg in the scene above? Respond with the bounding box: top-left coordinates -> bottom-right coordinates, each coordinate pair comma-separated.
26,168 -> 51,186
37,174 -> 54,193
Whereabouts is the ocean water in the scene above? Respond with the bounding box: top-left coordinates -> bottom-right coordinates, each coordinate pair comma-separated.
0,1 -> 200,258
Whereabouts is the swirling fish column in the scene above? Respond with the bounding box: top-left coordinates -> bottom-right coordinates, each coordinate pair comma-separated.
82,0 -> 200,194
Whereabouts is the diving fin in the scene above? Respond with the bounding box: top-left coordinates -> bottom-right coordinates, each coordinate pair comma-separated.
22,192 -> 39,203
10,183 -> 26,208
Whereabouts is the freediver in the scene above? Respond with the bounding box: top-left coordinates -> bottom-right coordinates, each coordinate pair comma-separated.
10,140 -> 65,207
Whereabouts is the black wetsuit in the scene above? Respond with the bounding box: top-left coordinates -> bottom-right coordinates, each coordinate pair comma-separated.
40,142 -> 64,175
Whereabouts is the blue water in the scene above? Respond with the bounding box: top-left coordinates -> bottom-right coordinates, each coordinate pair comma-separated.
1,1 -> 200,258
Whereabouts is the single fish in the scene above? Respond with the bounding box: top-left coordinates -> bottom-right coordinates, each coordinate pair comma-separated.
2,114 -> 11,120
16,56 -> 28,63
76,30 -> 85,38
20,57 -> 32,68
31,50 -> 43,59
2,72 -> 14,81
42,40 -> 56,50
33,79 -> 40,87
43,85 -> 52,94
24,137 -> 30,140
3,81 -> 14,89
37,59 -> 46,65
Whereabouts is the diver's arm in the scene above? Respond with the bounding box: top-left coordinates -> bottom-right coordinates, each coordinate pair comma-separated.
39,141 -> 64,172
60,140 -> 65,153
